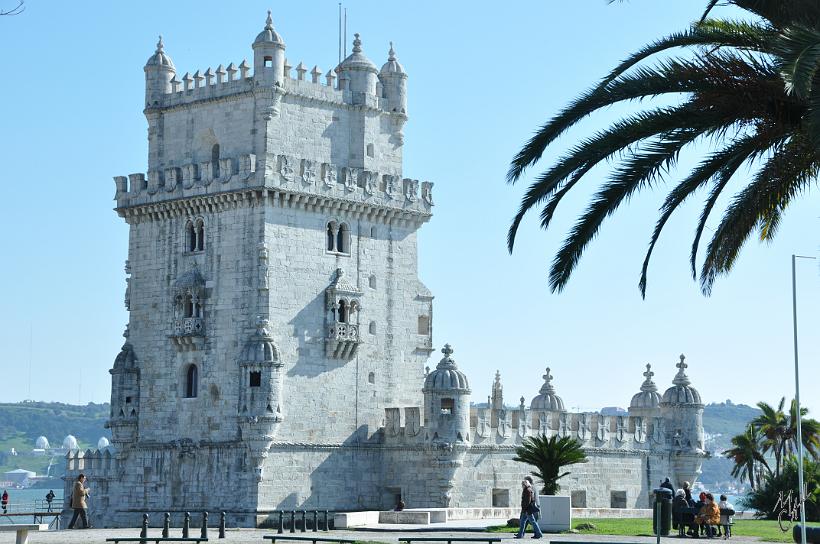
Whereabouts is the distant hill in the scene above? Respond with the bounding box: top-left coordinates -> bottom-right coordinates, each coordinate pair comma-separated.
0,401 -> 110,479
700,400 -> 761,489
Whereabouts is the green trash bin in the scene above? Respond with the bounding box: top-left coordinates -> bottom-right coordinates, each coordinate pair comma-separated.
653,487 -> 673,536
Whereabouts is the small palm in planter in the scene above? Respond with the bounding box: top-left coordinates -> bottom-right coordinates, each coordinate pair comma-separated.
513,434 -> 587,495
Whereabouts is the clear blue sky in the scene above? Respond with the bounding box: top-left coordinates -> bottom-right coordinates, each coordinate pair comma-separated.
1,1 -> 818,417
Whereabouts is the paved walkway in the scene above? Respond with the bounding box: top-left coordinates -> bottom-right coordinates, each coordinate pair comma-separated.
0,526 -> 776,544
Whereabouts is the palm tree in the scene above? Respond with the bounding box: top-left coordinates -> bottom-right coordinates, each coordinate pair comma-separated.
723,424 -> 770,490
784,399 -> 820,460
513,434 -> 588,495
506,1 -> 820,296
753,398 -> 789,476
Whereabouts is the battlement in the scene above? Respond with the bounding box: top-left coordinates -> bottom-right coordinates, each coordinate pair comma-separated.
113,151 -> 433,224
381,406 -> 661,451
150,58 -> 392,112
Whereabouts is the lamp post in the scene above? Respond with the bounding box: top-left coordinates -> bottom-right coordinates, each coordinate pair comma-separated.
790,254 -> 813,544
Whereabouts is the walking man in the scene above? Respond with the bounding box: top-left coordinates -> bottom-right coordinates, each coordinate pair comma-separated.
68,474 -> 91,529
515,476 -> 543,539
45,490 -> 55,512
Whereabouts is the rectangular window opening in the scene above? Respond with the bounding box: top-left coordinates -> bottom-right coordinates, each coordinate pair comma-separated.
492,488 -> 510,507
610,490 -> 627,509
249,371 -> 262,387
571,490 -> 587,508
441,398 -> 454,415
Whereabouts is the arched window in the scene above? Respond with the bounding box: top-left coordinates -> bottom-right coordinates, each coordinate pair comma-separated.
184,295 -> 194,318
337,223 -> 350,254
195,219 -> 205,251
212,144 -> 220,179
185,364 -> 198,398
185,221 -> 196,252
326,222 -> 337,252
338,300 -> 348,324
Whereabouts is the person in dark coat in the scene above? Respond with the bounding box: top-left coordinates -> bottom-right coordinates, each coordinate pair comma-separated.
45,490 -> 55,512
1,490 -> 8,514
661,478 -> 675,493
672,489 -> 688,533
514,477 -> 543,539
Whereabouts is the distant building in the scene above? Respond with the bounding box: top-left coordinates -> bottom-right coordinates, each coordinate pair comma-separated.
4,469 -> 35,486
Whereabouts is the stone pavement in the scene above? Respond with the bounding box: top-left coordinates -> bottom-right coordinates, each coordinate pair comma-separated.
0,526 -> 775,544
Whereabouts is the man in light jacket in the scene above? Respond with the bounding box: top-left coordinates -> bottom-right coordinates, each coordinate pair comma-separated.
68,473 -> 91,529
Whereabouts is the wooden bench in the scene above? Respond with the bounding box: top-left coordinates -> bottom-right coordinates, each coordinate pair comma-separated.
105,538 -> 208,543
0,523 -> 48,544
399,538 -> 502,544
264,537 -> 356,544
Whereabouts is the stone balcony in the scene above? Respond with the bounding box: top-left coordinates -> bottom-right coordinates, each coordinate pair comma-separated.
326,323 -> 360,359
170,317 -> 205,350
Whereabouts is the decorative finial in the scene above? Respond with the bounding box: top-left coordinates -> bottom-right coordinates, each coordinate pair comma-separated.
520,396 -> 526,408
673,353 -> 691,386
494,370 -> 501,383
442,343 -> 453,358
539,367 -> 557,395
640,363 -> 658,392
265,10 -> 273,29
156,35 -> 164,53
352,33 -> 362,53
388,41 -> 396,61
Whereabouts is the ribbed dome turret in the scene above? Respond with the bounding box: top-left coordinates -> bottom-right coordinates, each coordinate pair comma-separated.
661,355 -> 702,404
145,36 -> 175,69
254,11 -> 285,47
631,363 -> 661,408
423,344 -> 470,392
380,42 -> 405,76
338,33 -> 378,73
97,437 -> 110,449
35,436 -> 49,449
530,367 -> 565,411
240,319 -> 280,364
63,435 -> 78,451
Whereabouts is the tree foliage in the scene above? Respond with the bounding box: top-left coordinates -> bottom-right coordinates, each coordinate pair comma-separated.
513,434 -> 587,495
742,456 -> 820,522
507,0 -> 820,296
723,424 -> 769,490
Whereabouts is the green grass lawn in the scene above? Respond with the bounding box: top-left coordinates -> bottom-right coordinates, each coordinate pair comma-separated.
488,517 -> 818,543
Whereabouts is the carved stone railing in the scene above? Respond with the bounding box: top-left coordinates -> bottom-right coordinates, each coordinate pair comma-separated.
326,323 -> 360,359
173,317 -> 204,336
170,318 -> 205,351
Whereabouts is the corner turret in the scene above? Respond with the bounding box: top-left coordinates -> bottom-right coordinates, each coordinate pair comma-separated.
252,10 -> 286,86
336,33 -> 379,98
379,42 -> 408,114
144,36 -> 175,107
660,354 -> 705,488
423,344 -> 471,443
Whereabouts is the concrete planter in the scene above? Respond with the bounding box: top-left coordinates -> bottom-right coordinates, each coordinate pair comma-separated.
537,495 -> 571,532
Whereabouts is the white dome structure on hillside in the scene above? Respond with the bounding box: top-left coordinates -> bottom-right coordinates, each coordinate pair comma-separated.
62,435 -> 78,451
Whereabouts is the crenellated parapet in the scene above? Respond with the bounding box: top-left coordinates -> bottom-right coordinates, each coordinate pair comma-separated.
113,154 -> 433,223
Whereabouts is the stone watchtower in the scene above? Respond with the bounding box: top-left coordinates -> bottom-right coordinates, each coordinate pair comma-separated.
91,13 -> 436,527
660,355 -> 705,488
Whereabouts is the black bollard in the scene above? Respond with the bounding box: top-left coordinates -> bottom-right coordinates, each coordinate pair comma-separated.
277,511 -> 284,534
201,511 -> 208,539
324,510 -> 330,531
290,510 -> 296,533
313,510 -> 318,532
219,511 -> 226,539
140,513 -> 148,538
300,510 -> 307,532
183,511 -> 190,538
162,512 -> 170,538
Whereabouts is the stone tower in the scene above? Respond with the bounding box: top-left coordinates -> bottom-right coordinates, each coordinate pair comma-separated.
660,355 -> 705,488
94,13 -> 435,526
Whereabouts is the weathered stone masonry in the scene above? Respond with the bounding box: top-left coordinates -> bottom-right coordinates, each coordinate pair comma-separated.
65,13 -> 704,527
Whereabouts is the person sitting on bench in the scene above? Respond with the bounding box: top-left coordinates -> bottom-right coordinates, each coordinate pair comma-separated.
696,493 -> 720,538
